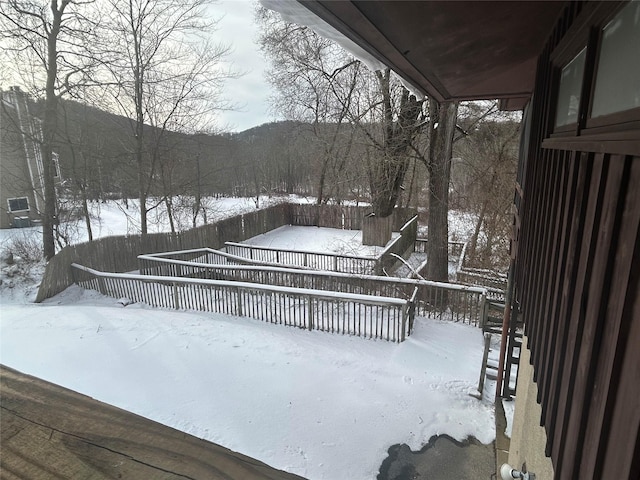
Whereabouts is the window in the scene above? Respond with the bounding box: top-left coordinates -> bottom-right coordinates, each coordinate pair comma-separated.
546,0 -> 640,154
8,197 -> 29,212
591,0 -> 640,118
555,48 -> 587,127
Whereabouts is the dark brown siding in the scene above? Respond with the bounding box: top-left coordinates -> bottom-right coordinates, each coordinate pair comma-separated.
513,1 -> 640,478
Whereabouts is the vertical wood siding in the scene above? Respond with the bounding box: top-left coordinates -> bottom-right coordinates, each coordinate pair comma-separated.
513,2 -> 640,478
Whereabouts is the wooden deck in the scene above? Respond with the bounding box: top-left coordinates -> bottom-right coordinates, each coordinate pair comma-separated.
0,365 -> 306,480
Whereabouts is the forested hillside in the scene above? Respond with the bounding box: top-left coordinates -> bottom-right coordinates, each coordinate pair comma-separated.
10,92 -> 519,272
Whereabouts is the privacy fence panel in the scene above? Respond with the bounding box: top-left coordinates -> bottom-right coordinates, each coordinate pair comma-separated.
37,203 -> 414,302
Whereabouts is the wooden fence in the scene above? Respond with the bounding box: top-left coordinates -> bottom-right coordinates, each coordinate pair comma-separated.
37,203 -> 414,302
71,263 -> 414,342
288,204 -> 415,231
377,216 -> 418,273
137,250 -> 488,327
36,203 -> 290,302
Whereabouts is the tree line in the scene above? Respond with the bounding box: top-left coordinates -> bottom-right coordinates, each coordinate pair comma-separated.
0,1 -> 519,276
1,0 -> 235,258
256,6 -> 520,276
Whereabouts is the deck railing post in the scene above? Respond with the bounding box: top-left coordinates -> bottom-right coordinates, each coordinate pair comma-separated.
480,292 -> 488,328
400,307 -> 407,343
173,282 -> 180,310
236,286 -> 243,316
97,276 -> 106,295
307,295 -> 314,331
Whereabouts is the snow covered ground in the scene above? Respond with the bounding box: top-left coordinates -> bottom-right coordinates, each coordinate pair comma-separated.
0,196 -> 497,480
243,224 -> 397,258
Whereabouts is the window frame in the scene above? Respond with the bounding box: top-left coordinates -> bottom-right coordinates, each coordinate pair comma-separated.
543,1 -> 640,155
7,197 -> 29,213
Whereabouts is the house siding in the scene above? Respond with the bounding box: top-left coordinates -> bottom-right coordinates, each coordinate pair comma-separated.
0,89 -> 44,229
510,1 -> 640,478
508,336 -> 554,479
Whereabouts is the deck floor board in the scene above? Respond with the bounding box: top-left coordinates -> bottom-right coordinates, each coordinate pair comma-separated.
0,365 -> 305,480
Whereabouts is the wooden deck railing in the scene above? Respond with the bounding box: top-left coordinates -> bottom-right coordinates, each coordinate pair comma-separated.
138,247 -> 290,273
414,238 -> 465,259
455,242 -> 508,301
223,242 -> 379,274
137,250 -> 488,327
72,263 -> 413,342
414,239 -> 506,301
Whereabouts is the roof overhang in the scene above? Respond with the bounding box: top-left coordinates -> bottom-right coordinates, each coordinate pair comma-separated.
298,1 -> 568,110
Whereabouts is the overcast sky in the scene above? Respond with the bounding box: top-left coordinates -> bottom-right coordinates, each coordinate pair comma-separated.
213,0 -> 278,132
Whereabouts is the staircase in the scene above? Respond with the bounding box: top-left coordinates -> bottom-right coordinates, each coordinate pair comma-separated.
477,300 -> 523,399
483,301 -> 505,335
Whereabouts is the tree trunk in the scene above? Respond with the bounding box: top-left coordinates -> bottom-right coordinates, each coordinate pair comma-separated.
369,70 -> 424,220
426,100 -> 458,282
469,200 -> 486,262
165,196 -> 176,234
468,170 -> 497,262
362,214 -> 393,247
42,3 -> 67,260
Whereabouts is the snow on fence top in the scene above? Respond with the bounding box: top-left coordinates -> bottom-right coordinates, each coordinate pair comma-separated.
71,263 -> 413,343
136,248 -> 488,327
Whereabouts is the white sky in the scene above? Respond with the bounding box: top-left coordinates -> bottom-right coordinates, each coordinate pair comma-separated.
213,0 -> 278,132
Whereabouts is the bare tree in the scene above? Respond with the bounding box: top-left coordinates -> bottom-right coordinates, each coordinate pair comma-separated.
1,0 -> 100,258
454,117 -> 519,271
367,69 -> 425,218
425,100 -> 458,282
259,8 -> 463,275
102,0 -> 235,235
258,8 -> 365,206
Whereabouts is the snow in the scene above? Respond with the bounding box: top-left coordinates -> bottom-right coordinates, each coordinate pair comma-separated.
260,0 -> 426,98
1,290 -> 494,480
261,0 -> 387,74
502,399 -> 515,438
243,225 -> 395,258
0,196 -> 497,480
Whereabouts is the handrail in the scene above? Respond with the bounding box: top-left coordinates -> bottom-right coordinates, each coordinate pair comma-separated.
73,263 -> 407,305
224,241 -> 372,261
223,242 -> 379,274
71,263 -> 411,342
139,247 -> 308,270
137,251 -> 487,293
136,251 -> 488,326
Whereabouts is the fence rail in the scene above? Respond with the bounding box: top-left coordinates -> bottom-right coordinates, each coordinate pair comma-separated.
72,263 -> 413,342
379,216 -> 418,274
137,250 -> 488,327
454,241 -> 508,301
414,239 -> 465,259
224,242 -> 379,274
37,204 -> 416,302
138,247 -> 293,273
